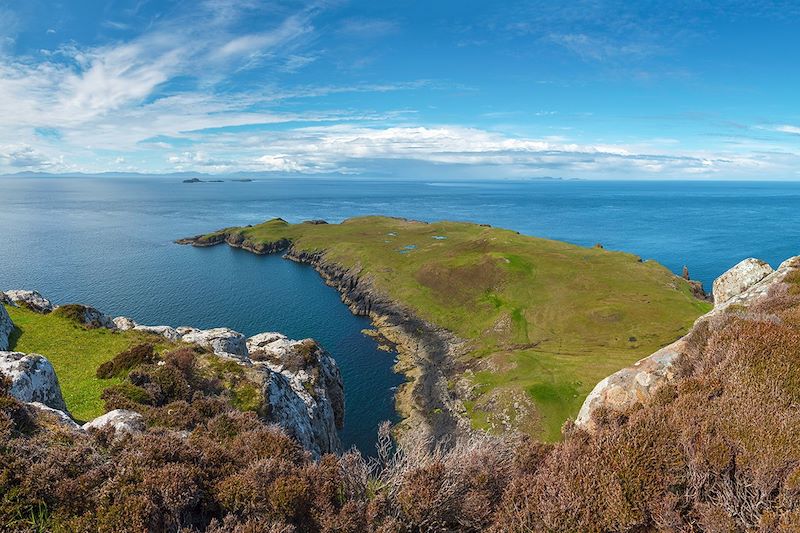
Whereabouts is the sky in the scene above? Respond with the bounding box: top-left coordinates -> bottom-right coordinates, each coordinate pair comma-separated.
0,0 -> 799,179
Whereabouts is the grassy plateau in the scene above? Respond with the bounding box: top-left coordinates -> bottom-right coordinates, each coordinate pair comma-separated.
195,216 -> 712,440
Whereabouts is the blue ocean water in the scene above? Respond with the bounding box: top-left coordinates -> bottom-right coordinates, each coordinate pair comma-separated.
1,177 -> 799,452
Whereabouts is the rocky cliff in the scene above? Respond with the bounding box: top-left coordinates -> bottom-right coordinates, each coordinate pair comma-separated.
577,255 -> 800,430
0,290 -> 344,457
177,232 -> 469,445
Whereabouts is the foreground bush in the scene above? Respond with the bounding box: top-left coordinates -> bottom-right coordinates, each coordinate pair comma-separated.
3,283 -> 800,531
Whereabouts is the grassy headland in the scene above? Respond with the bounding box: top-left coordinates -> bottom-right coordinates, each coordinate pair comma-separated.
5,305 -> 172,422
184,216 -> 712,440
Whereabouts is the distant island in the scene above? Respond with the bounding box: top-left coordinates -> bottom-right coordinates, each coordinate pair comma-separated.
178,216 -> 711,441
182,177 -> 254,183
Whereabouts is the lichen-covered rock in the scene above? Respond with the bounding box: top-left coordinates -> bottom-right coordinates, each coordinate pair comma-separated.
712,258 -> 774,305
4,289 -> 54,313
0,351 -> 67,411
0,304 -> 13,351
82,409 -> 145,435
133,324 -> 181,341
252,335 -> 345,457
576,255 -> 800,431
28,402 -> 81,431
180,327 -> 248,359
113,316 -> 137,330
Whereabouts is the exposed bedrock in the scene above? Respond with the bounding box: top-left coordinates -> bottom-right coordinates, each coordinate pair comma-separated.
0,351 -> 67,412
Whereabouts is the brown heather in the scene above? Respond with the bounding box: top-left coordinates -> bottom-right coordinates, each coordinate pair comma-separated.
3,286 -> 800,531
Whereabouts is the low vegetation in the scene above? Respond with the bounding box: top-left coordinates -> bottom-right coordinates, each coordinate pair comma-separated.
197,216 -> 711,439
2,278 -> 800,531
5,305 -> 172,422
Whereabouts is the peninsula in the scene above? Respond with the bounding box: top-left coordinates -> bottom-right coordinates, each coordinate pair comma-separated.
178,216 -> 711,441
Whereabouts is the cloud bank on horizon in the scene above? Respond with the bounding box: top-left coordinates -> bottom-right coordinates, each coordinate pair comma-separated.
0,0 -> 799,179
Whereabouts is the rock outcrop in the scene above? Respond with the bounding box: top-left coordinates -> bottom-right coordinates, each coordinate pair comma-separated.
712,257 -> 774,305
0,289 -> 345,457
0,304 -> 13,351
0,351 -> 67,411
249,334 -> 345,455
577,255 -> 800,431
180,327 -> 248,359
4,290 -> 54,313
133,324 -> 181,341
82,409 -> 146,435
28,402 -> 81,431
113,316 -> 137,330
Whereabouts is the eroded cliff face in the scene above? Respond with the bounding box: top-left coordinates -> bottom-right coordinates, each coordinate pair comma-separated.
577,255 -> 800,430
1,290 -> 344,457
283,247 -> 470,444
176,233 -> 476,445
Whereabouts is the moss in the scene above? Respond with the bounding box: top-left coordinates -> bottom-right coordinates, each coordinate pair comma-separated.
232,383 -> 262,413
101,382 -> 154,407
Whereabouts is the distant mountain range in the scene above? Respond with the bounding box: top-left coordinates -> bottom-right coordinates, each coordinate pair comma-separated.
0,170 -> 578,181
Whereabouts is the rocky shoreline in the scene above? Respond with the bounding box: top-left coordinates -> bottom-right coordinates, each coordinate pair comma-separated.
177,230 -> 472,445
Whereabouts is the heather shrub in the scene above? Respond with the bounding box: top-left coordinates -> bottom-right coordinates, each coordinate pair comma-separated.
96,343 -> 157,379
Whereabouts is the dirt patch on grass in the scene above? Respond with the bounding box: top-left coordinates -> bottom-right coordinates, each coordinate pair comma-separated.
415,258 -> 506,305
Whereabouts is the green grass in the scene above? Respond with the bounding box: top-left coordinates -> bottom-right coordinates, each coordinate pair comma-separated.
199,216 -> 712,440
5,305 -> 171,423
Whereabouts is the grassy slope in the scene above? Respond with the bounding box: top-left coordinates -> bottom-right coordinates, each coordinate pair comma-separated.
205,217 -> 712,440
5,305 -> 170,423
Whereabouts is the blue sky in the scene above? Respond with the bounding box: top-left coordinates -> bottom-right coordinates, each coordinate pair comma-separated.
0,0 -> 799,179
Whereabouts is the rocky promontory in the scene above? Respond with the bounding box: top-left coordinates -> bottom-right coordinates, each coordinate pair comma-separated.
0,290 -> 344,457
178,229 -> 469,445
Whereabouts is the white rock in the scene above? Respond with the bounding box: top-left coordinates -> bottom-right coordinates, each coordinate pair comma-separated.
712,258 -> 774,305
0,304 -> 13,351
4,290 -> 54,313
257,337 -> 344,457
0,351 -> 67,411
82,409 -> 145,435
133,324 -> 181,341
113,316 -> 137,330
180,327 -> 248,359
28,402 -> 81,431
247,332 -> 292,361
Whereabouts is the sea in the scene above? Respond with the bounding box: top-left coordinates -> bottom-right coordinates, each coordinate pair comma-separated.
1,176 -> 799,454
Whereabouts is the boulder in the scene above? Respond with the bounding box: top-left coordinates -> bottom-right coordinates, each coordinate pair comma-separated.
247,332 -> 293,361
79,305 -> 115,329
180,327 -> 248,359
0,304 -> 13,351
133,324 -> 181,341
0,351 -> 67,411
28,402 -> 81,431
82,409 -> 145,435
4,290 -> 54,313
113,316 -> 137,330
712,258 -> 774,305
